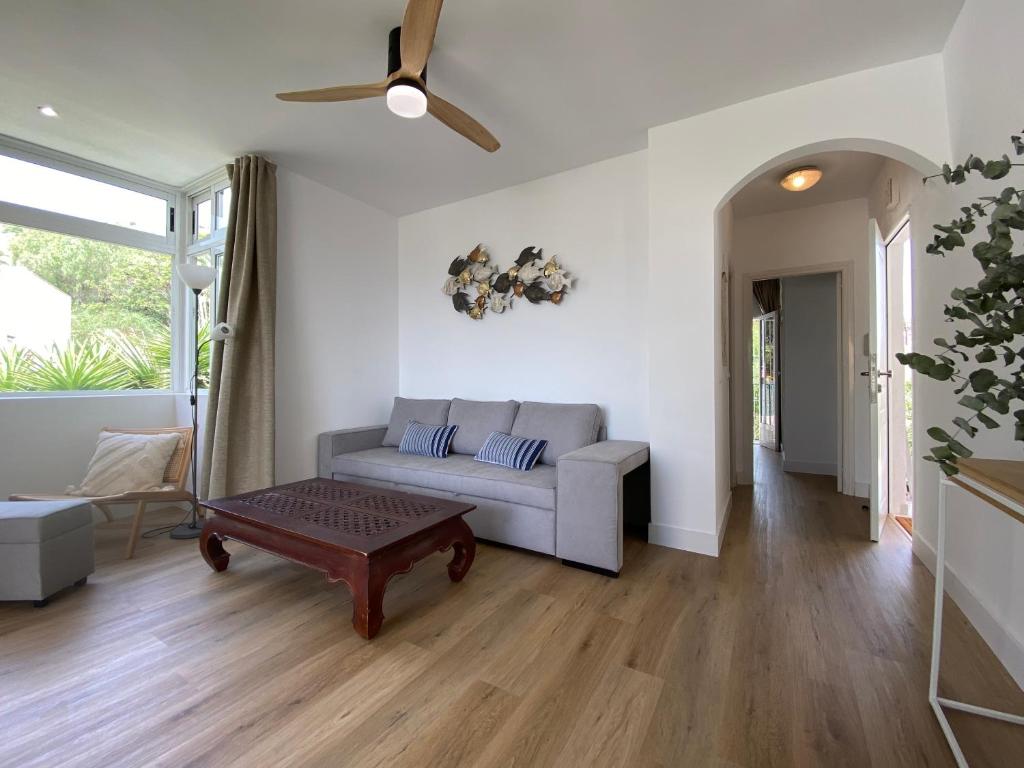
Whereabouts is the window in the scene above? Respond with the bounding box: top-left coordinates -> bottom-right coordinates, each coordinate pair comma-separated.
0,154 -> 167,236
185,176 -> 230,387
0,142 -> 177,393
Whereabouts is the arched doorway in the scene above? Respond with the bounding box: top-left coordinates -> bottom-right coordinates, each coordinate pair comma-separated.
715,139 -> 945,540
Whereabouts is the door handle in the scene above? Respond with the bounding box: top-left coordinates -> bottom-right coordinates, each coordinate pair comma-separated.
878,371 -> 892,378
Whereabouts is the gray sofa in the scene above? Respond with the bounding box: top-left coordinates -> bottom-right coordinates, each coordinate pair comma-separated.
318,398 -> 649,575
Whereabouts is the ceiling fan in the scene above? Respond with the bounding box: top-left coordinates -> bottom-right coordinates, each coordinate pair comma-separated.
276,0 -> 499,152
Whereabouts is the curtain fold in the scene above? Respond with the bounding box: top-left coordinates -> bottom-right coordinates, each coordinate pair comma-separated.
752,278 -> 780,316
201,155 -> 277,499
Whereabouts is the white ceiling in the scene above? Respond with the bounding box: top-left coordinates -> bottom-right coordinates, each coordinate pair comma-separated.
730,151 -> 888,218
0,1 -> 963,215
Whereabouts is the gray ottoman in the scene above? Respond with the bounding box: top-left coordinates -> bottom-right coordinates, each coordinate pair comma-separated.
0,500 -> 95,606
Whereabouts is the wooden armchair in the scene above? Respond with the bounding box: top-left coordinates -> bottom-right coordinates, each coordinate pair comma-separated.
10,426 -> 196,559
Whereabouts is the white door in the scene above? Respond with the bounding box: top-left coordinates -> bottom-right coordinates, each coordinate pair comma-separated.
758,312 -> 779,450
867,220 -> 891,541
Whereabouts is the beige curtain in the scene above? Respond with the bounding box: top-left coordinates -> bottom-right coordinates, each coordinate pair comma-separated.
201,155 -> 277,499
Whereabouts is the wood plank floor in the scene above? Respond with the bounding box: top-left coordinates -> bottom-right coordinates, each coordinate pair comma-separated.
2,449 -> 1023,767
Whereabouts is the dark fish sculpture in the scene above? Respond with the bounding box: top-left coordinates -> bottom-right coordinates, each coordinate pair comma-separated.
524,282 -> 550,304
516,246 -> 542,267
448,257 -> 468,277
452,292 -> 472,313
492,273 -> 512,294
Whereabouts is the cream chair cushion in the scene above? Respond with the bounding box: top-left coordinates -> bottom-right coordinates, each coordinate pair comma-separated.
67,431 -> 181,497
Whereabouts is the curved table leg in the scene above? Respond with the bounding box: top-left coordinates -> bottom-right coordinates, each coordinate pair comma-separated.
200,523 -> 230,572
349,562 -> 387,640
447,518 -> 476,582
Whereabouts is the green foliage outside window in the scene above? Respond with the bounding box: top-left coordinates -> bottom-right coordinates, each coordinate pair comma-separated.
0,223 -> 209,392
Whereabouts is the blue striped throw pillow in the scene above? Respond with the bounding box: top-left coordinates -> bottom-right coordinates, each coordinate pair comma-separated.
398,421 -> 458,458
474,431 -> 547,471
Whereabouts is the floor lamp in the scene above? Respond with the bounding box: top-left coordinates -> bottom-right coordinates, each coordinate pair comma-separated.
172,262 -> 217,540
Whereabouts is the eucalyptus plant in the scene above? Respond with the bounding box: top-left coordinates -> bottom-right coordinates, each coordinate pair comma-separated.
897,129 -> 1024,476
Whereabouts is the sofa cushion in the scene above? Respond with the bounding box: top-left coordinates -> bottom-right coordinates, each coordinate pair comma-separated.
382,397 -> 452,447
331,447 -> 556,510
475,432 -> 547,472
446,398 -> 519,455
511,401 -> 602,465
0,500 -> 94,544
398,421 -> 457,458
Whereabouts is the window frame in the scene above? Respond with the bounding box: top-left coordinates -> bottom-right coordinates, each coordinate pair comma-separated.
0,135 -> 181,398
180,170 -> 230,393
0,135 -> 177,255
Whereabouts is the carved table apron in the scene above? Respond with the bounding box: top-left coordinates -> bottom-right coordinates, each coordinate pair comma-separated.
199,479 -> 476,639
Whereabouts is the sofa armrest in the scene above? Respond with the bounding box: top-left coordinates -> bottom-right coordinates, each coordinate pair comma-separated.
556,440 -> 649,574
317,426 -> 388,479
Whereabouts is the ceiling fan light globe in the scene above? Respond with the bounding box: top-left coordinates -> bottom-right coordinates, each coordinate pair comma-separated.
386,81 -> 427,119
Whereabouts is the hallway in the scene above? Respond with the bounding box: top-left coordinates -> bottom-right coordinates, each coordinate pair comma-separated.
720,447 -> 1024,766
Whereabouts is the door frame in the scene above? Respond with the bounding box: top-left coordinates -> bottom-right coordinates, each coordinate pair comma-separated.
757,311 -> 780,451
884,214 -> 912,519
739,260 -> 855,495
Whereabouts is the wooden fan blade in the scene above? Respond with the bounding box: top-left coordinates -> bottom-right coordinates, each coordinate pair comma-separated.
275,82 -> 387,102
427,91 -> 500,152
400,0 -> 443,75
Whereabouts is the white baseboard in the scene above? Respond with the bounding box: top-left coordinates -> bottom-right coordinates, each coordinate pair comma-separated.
782,458 -> 837,476
913,534 -> 1024,690
716,492 -> 732,555
649,522 -> 719,557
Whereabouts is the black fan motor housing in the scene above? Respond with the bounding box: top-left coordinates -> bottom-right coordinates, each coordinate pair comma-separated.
388,26 -> 427,82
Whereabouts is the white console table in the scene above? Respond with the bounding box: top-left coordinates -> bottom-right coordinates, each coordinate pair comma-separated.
930,458 -> 1024,766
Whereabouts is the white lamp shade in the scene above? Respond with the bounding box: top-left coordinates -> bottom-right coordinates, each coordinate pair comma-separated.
178,262 -> 216,291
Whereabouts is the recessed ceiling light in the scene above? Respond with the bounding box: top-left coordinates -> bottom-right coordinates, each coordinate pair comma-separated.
780,166 -> 822,192
37,105 -> 59,118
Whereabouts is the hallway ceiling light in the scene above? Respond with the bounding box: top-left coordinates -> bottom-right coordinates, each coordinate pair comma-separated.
780,167 -> 822,192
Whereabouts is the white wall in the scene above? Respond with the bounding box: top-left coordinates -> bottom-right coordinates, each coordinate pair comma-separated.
779,274 -> 838,475
731,198 -> 871,490
909,0 -> 1024,686
275,167 -> 399,484
0,393 -> 178,509
647,54 -> 950,555
396,151 -> 649,442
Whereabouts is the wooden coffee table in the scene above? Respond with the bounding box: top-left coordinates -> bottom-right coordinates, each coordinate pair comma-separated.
199,479 -> 476,639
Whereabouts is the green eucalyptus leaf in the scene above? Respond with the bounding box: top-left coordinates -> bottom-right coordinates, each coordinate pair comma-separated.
959,395 -> 985,411
977,413 -> 1000,429
947,439 -> 973,458
969,369 -> 998,391
953,416 -> 978,436
975,347 -> 997,363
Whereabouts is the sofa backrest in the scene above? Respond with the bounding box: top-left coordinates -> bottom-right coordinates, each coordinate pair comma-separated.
382,397 -> 451,447
511,401 -> 603,466
446,398 -> 519,456
383,397 -> 604,462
